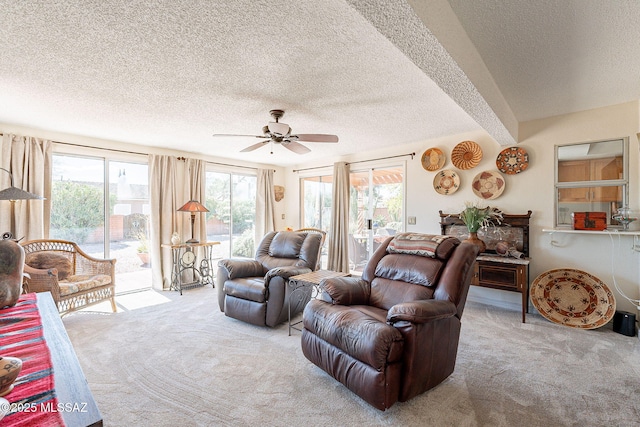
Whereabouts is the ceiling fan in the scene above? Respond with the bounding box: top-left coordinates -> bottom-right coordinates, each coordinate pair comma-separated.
212,109 -> 339,154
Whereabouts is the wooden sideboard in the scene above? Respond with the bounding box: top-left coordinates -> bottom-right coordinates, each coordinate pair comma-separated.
439,211 -> 532,323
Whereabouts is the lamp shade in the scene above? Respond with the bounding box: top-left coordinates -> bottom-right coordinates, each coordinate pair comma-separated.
177,200 -> 209,213
0,186 -> 44,201
0,168 -> 45,201
177,200 -> 209,244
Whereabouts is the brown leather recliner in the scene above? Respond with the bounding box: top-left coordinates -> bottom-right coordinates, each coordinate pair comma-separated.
217,231 -> 322,327
301,233 -> 478,410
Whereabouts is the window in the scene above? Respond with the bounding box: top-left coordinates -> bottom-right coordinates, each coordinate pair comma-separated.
205,169 -> 256,259
555,138 -> 629,227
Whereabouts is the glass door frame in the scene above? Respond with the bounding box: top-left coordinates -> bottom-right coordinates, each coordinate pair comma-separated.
349,161 -> 406,270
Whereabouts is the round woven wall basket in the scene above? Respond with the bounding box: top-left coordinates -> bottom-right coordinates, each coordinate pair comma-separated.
530,268 -> 616,329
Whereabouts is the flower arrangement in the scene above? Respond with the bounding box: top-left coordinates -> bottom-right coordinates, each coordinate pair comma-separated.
459,202 -> 503,233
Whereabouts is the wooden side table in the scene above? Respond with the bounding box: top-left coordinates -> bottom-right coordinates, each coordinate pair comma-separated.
287,270 -> 349,335
161,241 -> 220,294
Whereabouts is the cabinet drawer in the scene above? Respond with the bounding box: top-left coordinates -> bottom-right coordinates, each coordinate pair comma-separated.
473,261 -> 525,292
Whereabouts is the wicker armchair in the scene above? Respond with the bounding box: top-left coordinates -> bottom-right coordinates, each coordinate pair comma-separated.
21,239 -> 116,316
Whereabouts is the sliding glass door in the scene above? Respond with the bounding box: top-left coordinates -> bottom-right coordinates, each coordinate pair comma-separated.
300,174 -> 333,269
51,154 -> 151,294
349,166 -> 404,272
205,170 -> 256,259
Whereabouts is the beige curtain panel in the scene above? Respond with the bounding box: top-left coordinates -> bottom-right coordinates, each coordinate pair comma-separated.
149,154 -> 180,291
255,168 -> 276,244
186,158 -> 207,242
149,155 -> 206,290
327,161 -> 350,272
0,134 -> 51,241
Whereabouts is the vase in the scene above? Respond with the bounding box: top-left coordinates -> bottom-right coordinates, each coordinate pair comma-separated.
0,356 -> 22,397
464,231 -> 486,254
171,232 -> 181,246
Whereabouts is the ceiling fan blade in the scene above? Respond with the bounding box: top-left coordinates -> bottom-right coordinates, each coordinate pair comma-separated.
282,140 -> 311,154
293,134 -> 339,143
240,140 -> 269,152
267,122 -> 290,135
212,134 -> 266,138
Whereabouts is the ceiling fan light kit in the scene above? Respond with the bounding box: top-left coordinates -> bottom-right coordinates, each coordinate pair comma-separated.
213,109 -> 339,155
267,121 -> 290,135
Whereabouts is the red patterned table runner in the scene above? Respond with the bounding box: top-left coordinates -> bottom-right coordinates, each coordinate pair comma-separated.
0,293 -> 65,426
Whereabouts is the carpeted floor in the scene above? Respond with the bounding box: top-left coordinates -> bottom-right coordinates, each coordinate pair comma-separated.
62,286 -> 640,427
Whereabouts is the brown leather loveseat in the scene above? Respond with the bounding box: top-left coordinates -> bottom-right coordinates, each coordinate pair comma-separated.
217,231 -> 322,327
301,233 -> 478,410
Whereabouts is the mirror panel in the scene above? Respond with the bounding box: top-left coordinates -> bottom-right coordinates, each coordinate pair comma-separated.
555,138 -> 628,228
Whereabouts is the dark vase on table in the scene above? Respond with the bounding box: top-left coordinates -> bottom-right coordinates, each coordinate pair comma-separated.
464,231 -> 486,254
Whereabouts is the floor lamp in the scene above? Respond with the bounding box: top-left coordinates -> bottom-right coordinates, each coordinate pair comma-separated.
177,200 -> 209,244
0,168 -> 45,240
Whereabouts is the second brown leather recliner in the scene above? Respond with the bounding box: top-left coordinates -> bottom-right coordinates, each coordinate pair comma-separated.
217,231 -> 322,327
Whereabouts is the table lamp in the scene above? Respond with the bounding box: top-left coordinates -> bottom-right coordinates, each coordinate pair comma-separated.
0,167 -> 45,238
177,200 -> 209,243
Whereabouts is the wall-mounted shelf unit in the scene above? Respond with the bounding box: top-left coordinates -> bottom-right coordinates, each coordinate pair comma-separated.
542,228 -> 640,252
542,228 -> 640,236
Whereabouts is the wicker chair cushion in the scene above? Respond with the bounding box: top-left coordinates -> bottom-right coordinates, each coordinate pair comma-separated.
25,252 -> 72,280
59,274 -> 112,297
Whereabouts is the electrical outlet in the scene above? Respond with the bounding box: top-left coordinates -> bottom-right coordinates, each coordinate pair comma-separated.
408,216 -> 416,225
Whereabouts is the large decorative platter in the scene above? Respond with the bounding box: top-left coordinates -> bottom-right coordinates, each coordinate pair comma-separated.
471,171 -> 505,200
451,140 -> 482,170
433,169 -> 460,195
496,147 -> 529,174
421,148 -> 446,171
530,269 -> 616,329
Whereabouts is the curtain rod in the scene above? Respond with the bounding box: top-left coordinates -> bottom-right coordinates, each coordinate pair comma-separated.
292,152 -> 416,173
1,135 -> 273,171
43,139 -> 150,156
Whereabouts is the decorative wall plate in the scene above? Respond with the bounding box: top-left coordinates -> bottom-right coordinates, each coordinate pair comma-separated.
421,148 -> 445,171
496,147 -> 529,174
451,140 -> 482,170
433,169 -> 460,195
530,268 -> 616,329
274,185 -> 285,202
471,171 -> 505,199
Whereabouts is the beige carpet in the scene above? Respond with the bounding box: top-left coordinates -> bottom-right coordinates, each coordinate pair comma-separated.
62,286 -> 640,427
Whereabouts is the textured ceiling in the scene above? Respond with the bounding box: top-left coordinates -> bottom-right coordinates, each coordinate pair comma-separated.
0,1 -> 638,166
447,0 -> 640,122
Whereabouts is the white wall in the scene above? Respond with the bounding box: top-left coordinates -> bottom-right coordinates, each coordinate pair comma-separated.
519,101 -> 640,314
284,100 -> 640,314
4,100 -> 639,314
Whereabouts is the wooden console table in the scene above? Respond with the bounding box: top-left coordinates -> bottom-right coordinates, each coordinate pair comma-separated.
40,292 -> 103,426
162,241 -> 220,294
440,211 -> 532,323
0,292 -> 103,426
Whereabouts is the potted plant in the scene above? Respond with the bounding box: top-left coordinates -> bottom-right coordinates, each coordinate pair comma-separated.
136,233 -> 150,266
459,202 -> 503,253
